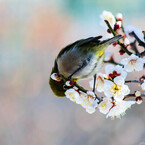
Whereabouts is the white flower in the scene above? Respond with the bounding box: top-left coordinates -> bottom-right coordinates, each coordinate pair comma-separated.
106,100 -> 136,119
105,64 -> 127,79
89,73 -> 105,92
121,54 -> 145,72
141,80 -> 145,90
124,24 -> 145,43
100,10 -> 116,28
65,88 -> 80,103
104,51 -> 113,61
115,13 -> 123,21
86,108 -> 96,114
98,98 -> 113,114
81,91 -> 99,114
104,76 -> 130,101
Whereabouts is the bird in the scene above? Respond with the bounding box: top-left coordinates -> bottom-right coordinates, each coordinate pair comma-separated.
49,35 -> 123,97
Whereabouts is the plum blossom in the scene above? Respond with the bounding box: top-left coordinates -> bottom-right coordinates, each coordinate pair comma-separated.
106,100 -> 136,119
124,24 -> 145,43
81,91 -> 99,114
98,97 -> 113,114
104,76 -> 130,101
121,54 -> 145,72
115,13 -> 123,21
100,10 -> 116,28
105,64 -> 127,79
89,73 -> 105,92
65,88 -> 80,103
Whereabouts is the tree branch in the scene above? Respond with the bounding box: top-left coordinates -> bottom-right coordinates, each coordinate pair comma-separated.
104,20 -> 132,56
130,31 -> 145,48
104,60 -> 123,66
125,80 -> 143,84
124,93 -> 145,99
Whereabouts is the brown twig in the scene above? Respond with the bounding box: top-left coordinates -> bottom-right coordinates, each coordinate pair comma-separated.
104,20 -> 132,56
124,93 -> 145,99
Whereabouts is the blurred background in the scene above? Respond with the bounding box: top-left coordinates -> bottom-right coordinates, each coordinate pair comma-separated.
0,0 -> 145,145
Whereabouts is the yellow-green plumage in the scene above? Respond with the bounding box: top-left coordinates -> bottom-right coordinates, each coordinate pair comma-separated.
49,60 -> 66,97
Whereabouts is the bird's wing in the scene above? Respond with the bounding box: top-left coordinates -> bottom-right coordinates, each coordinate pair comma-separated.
57,36 -> 102,59
78,36 -> 102,47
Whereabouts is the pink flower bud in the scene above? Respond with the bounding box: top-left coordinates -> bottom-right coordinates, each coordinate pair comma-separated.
51,73 -> 62,81
107,29 -> 111,34
65,80 -> 75,86
135,91 -> 141,97
139,75 -> 145,82
114,22 -> 122,31
135,97 -> 143,104
113,41 -> 118,46
116,13 -> 123,21
119,48 -> 125,55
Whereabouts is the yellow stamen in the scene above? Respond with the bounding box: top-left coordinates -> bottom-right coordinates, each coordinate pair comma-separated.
129,59 -> 137,65
110,84 -> 121,95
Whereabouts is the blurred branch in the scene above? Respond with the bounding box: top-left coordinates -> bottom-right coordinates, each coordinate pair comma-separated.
124,93 -> 145,99
130,31 -> 145,48
104,60 -> 123,66
140,50 -> 145,57
130,41 -> 140,55
125,80 -> 143,84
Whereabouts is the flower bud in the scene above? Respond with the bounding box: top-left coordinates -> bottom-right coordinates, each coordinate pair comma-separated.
119,48 -> 125,55
135,96 -> 143,104
65,80 -> 75,86
139,75 -> 145,82
51,73 -> 62,81
113,41 -> 118,47
135,91 -> 141,97
114,21 -> 122,31
115,13 -> 123,21
107,29 -> 111,34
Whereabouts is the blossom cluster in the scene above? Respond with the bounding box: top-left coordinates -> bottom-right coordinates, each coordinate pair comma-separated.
51,53 -> 145,119
100,10 -> 145,55
50,11 -> 145,119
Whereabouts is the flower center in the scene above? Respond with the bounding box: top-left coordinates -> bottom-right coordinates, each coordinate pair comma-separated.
129,59 -> 137,65
68,92 -> 75,100
110,84 -> 121,94
101,103 -> 107,110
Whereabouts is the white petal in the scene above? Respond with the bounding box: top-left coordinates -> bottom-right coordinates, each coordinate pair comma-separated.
124,64 -> 134,72
105,64 -> 115,74
121,58 -> 128,65
122,85 -> 130,95
135,61 -> 144,71
114,76 -> 125,85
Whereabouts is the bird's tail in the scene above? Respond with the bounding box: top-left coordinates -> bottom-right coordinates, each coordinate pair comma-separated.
100,35 -> 123,45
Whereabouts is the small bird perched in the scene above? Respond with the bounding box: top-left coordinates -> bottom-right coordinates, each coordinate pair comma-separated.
49,35 -> 123,97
